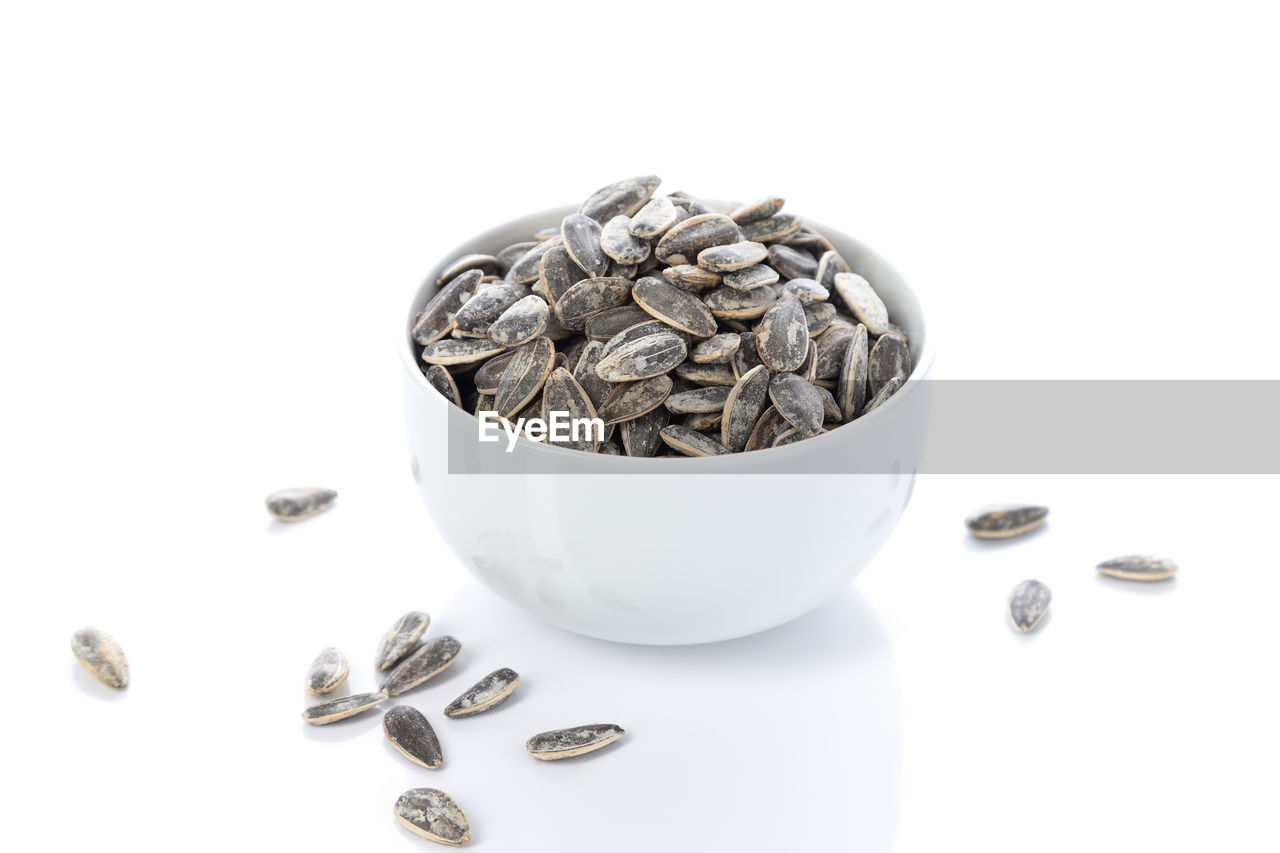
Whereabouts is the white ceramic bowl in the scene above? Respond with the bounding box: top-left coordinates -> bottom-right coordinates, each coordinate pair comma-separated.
402,206 -> 933,644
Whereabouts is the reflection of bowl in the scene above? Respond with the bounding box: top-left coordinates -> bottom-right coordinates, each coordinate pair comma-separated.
402,205 -> 934,644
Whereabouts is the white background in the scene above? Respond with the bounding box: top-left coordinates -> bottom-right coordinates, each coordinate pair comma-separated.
2,2 -> 1278,851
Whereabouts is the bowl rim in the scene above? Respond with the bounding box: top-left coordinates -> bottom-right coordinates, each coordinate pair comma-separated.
401,203 -> 935,467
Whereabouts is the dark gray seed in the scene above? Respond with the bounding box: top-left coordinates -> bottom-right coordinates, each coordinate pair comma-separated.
803,302 -> 837,339
393,787 -> 471,846
799,338 -> 818,382
691,333 -> 741,364
816,385 -> 844,423
425,365 -> 462,407
769,244 -> 818,279
375,611 -> 431,672
686,199 -> 719,216
266,487 -> 338,522
585,304 -> 656,342
697,241 -> 769,272
601,215 -> 651,264
540,310 -> 576,341
659,424 -> 729,456
413,269 -> 483,345
436,254 -> 497,284
621,406 -> 669,456
305,647 -> 349,695
495,241 -> 538,275
599,439 -> 623,455
815,325 -> 856,380
542,368 -> 601,452
836,324 -> 869,421
744,405 -> 790,452
561,337 -> 587,373
538,244 -> 588,305
768,373 -> 824,436
608,261 -> 638,279
579,175 -> 662,223
733,331 -> 764,379
495,336 -> 555,419
721,264 -> 780,291
633,278 -> 718,337
526,724 -> 626,760
553,277 -> 633,330
489,295 -> 549,347
473,393 -> 494,417
572,341 -> 614,409
629,196 -> 678,238
71,627 -> 128,689
781,279 -> 830,303
654,213 -> 742,264
965,505 -> 1050,540
665,384 -> 731,413
869,333 -> 911,394
721,364 -> 772,452
770,427 -> 804,447
815,249 -> 850,288
383,705 -> 444,769
833,272 -> 890,335
598,375 -> 673,425
302,691 -> 387,725
474,352 -> 516,395
662,264 -> 722,291
421,338 -> 508,367
444,668 -> 520,718
381,636 -> 463,697
675,362 -> 738,386
561,212 -> 608,278
1096,556 -> 1179,582
683,410 -> 723,431
756,294 -> 809,372
509,237 -> 563,284
861,375 -> 901,415
784,227 -> 833,250
602,318 -> 688,356
1008,580 -> 1052,633
595,332 -> 687,382
704,285 -> 777,319
740,213 -> 802,242
729,196 -> 785,224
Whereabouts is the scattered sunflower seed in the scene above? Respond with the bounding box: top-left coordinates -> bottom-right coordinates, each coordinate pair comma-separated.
495,337 -> 555,419
781,279 -> 830,303
769,373 -> 824,436
538,244 -> 588,306
579,175 -> 661,223
861,376 -> 901,415
585,304 -> 652,342
869,333 -> 911,394
542,368 -> 601,452
740,213 -> 802,243
756,295 -> 809,372
601,215 -> 651,265
697,241 -> 769,272
71,627 -> 128,689
1008,580 -> 1052,633
662,264 -> 722,291
833,272 -> 890,335
965,504 -> 1050,539
665,385 -> 732,413
381,636 -> 463,697
722,365 -> 772,452
473,352 -> 516,395
633,278 -> 718,337
526,724 -> 626,760
803,302 -> 836,336
836,324 -> 869,421
572,341 -> 613,409
660,424 -> 730,456
421,338 -> 508,367
266,487 -> 338,522
444,668 -> 520,718
1096,556 -> 1178,581
654,213 -> 741,265
487,296 -> 549,347
383,705 -> 444,769
425,365 -> 462,406
704,285 -> 777,319
744,405 -> 790,452
375,611 -> 431,673
305,647 -> 349,695
729,196 -> 785,224
454,283 -> 525,335
413,270 -> 483,345
690,333 -> 741,364
815,250 -> 850,288
598,375 -> 673,424
769,244 -> 818,279
508,237 -> 563,284
721,263 -> 780,291
561,213 -> 609,279
302,691 -> 387,725
595,332 -> 688,382
621,406 -> 669,456
554,277 -> 633,329
393,787 -> 472,846
675,362 -> 738,386
629,196 -> 678,238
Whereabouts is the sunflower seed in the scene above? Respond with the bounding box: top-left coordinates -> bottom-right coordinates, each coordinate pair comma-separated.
538,244 -> 589,305
785,227 -> 833,251
1096,556 -> 1179,582
756,294 -> 809,372
815,249 -> 850,288
773,427 -> 815,447
599,439 -> 623,455
662,264 -> 722,291
744,405 -> 790,452
633,278 -> 718,337
654,213 -> 741,265
814,385 -> 844,423
803,302 -> 836,337
595,332 -> 687,382
302,691 -> 387,725
305,647 -> 349,695
495,337 -> 555,419
488,295 -> 549,347
815,325 -> 855,379
704,285 -> 777,319
965,505 -> 1050,539
413,270 -> 483,345
721,364 -> 772,452
732,331 -> 764,378
381,635 -> 462,697
543,368 -> 601,452
769,244 -> 818,279
869,332 -> 911,393
421,338 -> 508,367
266,487 -> 338,522
1008,580 -> 1052,633
561,213 -> 608,278
583,304 -> 649,343
721,263 -> 780,291
526,724 -> 626,760
554,277 -> 633,329
833,272 -> 889,335
691,333 -> 741,364
495,241 -> 538,274
675,362 -> 738,386
600,215 -> 651,264
424,365 -> 462,407
660,424 -> 729,456
375,611 -> 432,672
534,225 -> 560,241
861,375 -> 901,415
436,254 -> 496,284
697,241 -> 769,272
729,196 -> 785,224
383,705 -> 444,769
509,237 -> 563,284
579,175 -> 661,223
836,324 -> 869,420
474,352 -> 516,394
70,627 -> 128,689
444,668 -> 520,718
665,385 -> 731,413
621,406 -> 669,456
608,260 -> 638,279
683,410 -> 723,430
598,375 -> 673,424
798,338 -> 818,381
781,279 -> 830,303
629,196 -> 678,238
768,373 -> 824,436
603,318 -> 688,355
740,213 -> 802,243
393,787 -> 471,846
572,340 -> 613,409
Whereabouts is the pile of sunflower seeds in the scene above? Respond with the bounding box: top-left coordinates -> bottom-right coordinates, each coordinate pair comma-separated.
411,176 -> 912,456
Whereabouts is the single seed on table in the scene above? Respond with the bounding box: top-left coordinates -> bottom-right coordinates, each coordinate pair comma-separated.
421,338 -> 508,367
561,213 -> 609,278
654,213 -> 742,265
424,365 -> 462,407
665,385 -> 732,414
600,215 -> 651,264
768,244 -> 818,279
538,244 -> 589,306
836,324 -> 869,421
869,333 -> 911,394
833,272 -> 890,335
572,341 -> 613,409
413,270 -> 484,345
302,691 -> 387,725
71,627 -> 128,689
305,647 -> 349,695
722,263 -> 780,291
629,195 -> 678,238
444,667 -> 520,718
452,284 -> 524,335
721,364 -> 772,452
660,424 -> 730,456
965,504 -> 1050,539
543,368 -> 601,452
861,376 -> 901,415
488,295 -> 549,347
585,304 -> 652,343
375,611 -> 431,672
474,352 -> 516,394
781,279 -> 830,303
662,264 -> 722,291
393,787 -> 471,846
675,362 -> 738,386
266,487 -> 338,522
744,405 -> 790,452
508,237 -> 563,284
740,213 -> 802,243
1096,555 -> 1179,581
594,332 -> 688,382
633,278 -> 718,337
383,705 -> 444,769
598,375 -> 673,424
756,294 -> 809,372
495,336 -> 555,419
553,277 -> 633,330
691,333 -> 741,364
729,196 -> 785,224
804,302 -> 836,337
526,724 -> 626,760
704,284 -> 777,320
815,249 -> 850,288
1008,580 -> 1052,633
697,241 -> 769,272
381,636 -> 462,697
579,174 -> 661,223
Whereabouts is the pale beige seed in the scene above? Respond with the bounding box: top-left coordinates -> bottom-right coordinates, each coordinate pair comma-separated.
965,505 -> 1050,539
538,243 -> 588,306
659,424 -> 729,456
836,324 -> 869,421
413,270 -> 483,345
266,487 -> 338,522
383,705 -> 444,769
621,405 -> 669,456
1096,556 -> 1179,582
629,196 -> 678,238
722,263 -> 780,291
740,213 -> 802,242
305,647 -> 349,695
595,332 -> 688,382
697,241 -> 769,272
584,304 -> 652,342
675,362 -> 738,386
704,285 -> 777,319
721,364 -> 772,452
489,295 -> 550,347
665,385 -> 731,414
662,264 -> 722,291
526,724 -> 626,760
781,279 -> 830,303
71,627 -> 129,689
600,214 -> 651,264
756,294 -> 809,372
561,213 -> 608,278
509,237 -> 563,284
381,636 -> 463,697
553,277 -> 632,330
744,405 -> 790,452
495,337 -> 555,419
375,611 -> 431,672
633,278 -> 718,337
444,668 -> 520,718
861,375 -> 901,415
302,691 -> 387,725
393,787 -> 471,846
869,333 -> 911,394
542,368 -> 601,452
833,272 -> 890,335
690,333 -> 741,364
474,352 -> 516,395
425,365 -> 462,407
815,249 -> 850,288
729,196 -> 785,224
572,340 -> 613,409
579,175 -> 662,223
768,373 -> 824,436
769,244 -> 818,279
421,338 -> 508,367
654,213 -> 741,264
1008,580 -> 1052,633
598,375 -> 673,424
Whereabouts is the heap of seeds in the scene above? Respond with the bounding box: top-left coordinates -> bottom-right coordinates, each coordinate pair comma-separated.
411,176 -> 912,456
